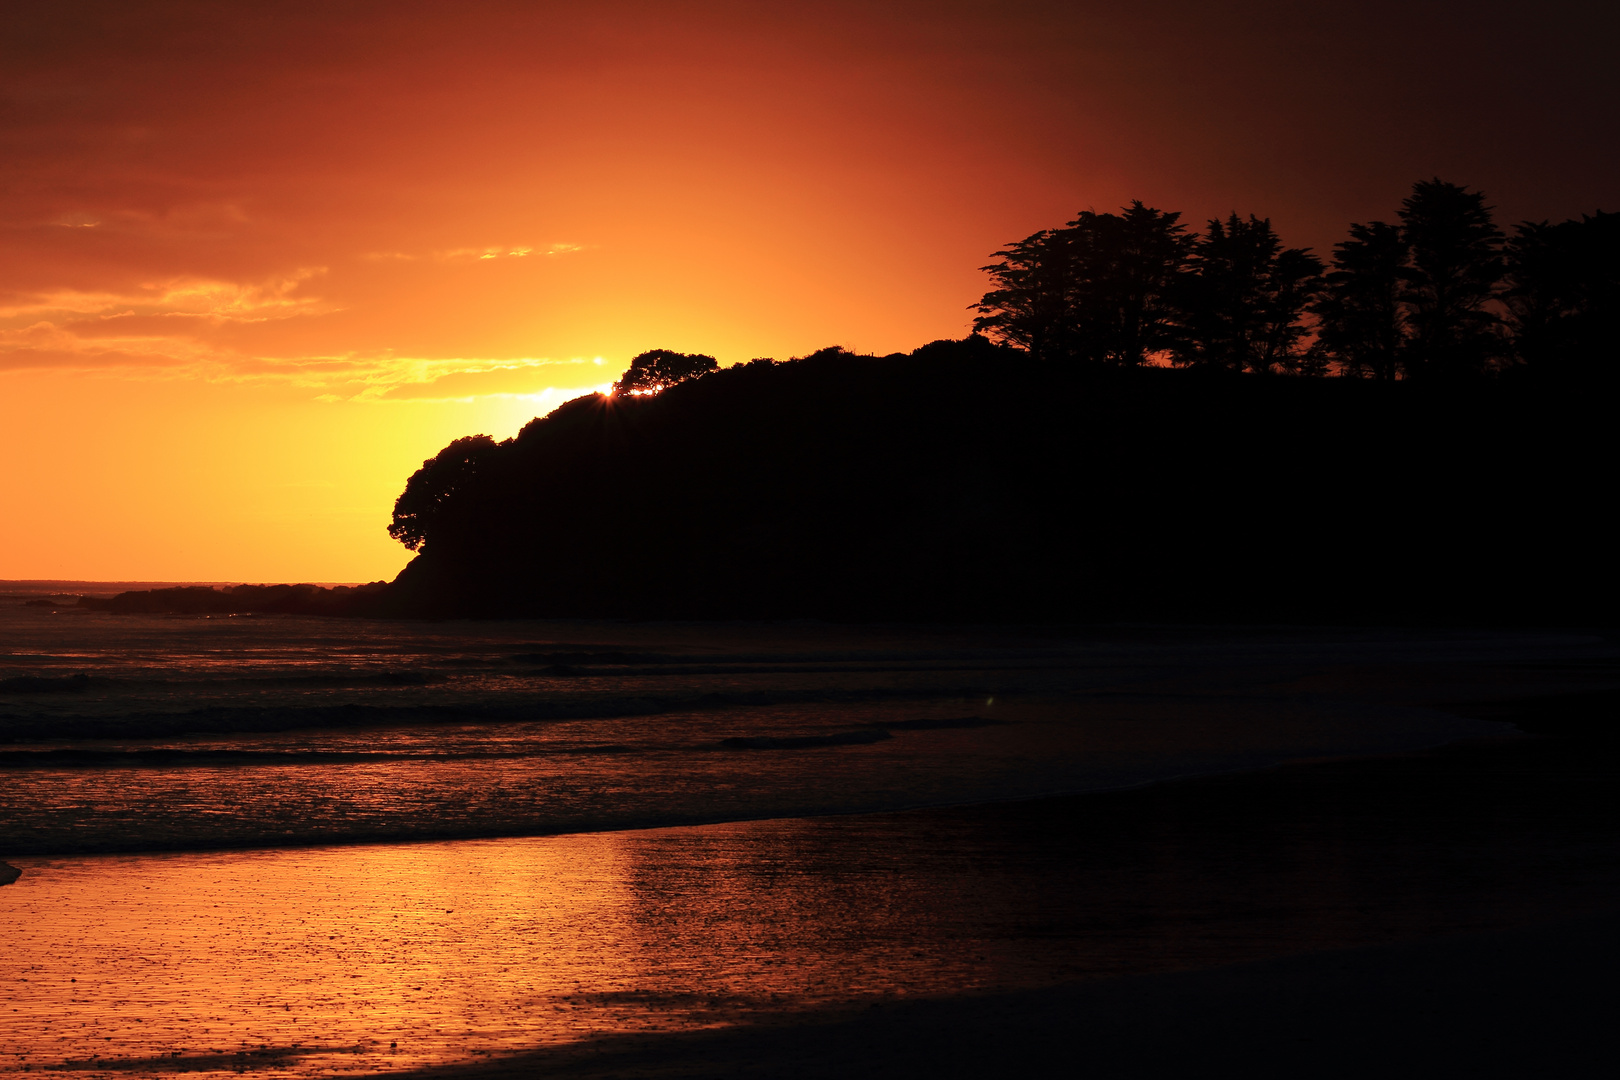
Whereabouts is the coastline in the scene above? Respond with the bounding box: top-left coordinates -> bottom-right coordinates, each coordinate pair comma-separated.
6,628 -> 1616,1076
13,719 -> 1617,1077
0,725 -> 1505,861
381,914 -> 1620,1079
383,724 -> 1620,1078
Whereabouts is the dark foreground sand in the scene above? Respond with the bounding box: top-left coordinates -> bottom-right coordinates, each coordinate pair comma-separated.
368,916 -> 1617,1079
379,696 -> 1620,1080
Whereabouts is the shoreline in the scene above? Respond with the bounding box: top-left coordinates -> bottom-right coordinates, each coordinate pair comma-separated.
387,721 -> 1620,1077
376,913 -> 1620,1079
8,717 -> 1618,1076
0,722 -> 1513,863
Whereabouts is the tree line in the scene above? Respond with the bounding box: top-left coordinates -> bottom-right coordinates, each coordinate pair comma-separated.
971,180 -> 1618,382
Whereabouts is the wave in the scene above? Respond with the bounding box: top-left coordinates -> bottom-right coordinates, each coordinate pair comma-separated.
0,744 -> 640,768
713,718 -> 1001,749
0,720 -> 996,765
878,716 -> 1001,731
0,686 -> 1001,743
0,673 -> 93,694
0,651 -> 1048,695
719,730 -> 892,750
0,670 -> 443,694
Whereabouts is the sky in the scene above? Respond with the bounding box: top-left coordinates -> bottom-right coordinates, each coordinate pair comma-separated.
3,0 -> 1616,582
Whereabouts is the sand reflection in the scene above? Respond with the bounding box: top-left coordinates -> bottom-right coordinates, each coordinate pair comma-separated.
2,818 -> 1044,1077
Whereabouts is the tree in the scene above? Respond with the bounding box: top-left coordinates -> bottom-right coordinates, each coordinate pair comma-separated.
612,349 -> 719,396
1503,211 -> 1620,381
1398,179 -> 1505,380
1064,203 -> 1196,366
972,203 -> 1193,365
1171,214 -> 1324,374
970,229 -> 1076,362
1312,221 -> 1408,380
389,435 -> 499,551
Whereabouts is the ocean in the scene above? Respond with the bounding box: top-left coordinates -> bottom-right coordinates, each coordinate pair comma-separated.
2,583 -> 1605,1076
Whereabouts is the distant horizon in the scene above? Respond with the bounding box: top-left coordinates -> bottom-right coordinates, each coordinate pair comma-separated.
0,579 -> 370,594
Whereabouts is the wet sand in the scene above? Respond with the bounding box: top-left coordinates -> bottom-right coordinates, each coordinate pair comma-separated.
370,915 -> 1620,1079
377,719 -> 1620,1079
8,667 -> 1619,1078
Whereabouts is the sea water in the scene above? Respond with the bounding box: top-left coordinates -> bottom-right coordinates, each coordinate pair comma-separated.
1,589 -> 1599,1076
0,599 -> 1536,856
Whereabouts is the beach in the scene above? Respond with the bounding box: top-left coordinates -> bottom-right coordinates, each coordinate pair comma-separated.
8,716 -> 1620,1077
4,617 -> 1618,1077
366,725 -> 1620,1079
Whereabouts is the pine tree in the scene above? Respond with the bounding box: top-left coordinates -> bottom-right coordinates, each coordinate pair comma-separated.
1503,211 -> 1620,381
972,203 -> 1193,365
1312,221 -> 1408,380
1171,215 -> 1323,374
1398,179 -> 1505,379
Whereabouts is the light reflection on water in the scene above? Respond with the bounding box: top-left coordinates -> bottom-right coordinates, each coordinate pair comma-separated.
4,818 -> 1084,1078
2,611 -> 1588,857
7,616 -> 1615,1076
0,695 -> 1497,856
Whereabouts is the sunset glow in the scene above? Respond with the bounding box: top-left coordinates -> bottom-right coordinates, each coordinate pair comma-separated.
4,9 -> 1618,1075
3,1 -> 1615,581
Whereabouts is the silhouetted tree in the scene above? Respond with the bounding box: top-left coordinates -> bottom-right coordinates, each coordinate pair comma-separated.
389,434 -> 499,551
1504,211 -> 1620,381
971,229 -> 1075,361
612,349 -> 719,395
1312,221 -> 1408,380
1398,179 -> 1505,379
379,337 -> 1619,624
972,204 -> 1193,365
1064,203 -> 1195,365
1171,214 -> 1324,374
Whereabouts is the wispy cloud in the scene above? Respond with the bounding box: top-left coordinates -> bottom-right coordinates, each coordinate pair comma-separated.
0,257 -> 617,400
349,358 -> 606,400
0,268 -> 332,324
360,242 -> 585,263
0,268 -> 340,373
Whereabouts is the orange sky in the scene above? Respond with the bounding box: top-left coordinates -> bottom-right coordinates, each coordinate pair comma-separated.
4,0 -> 1616,582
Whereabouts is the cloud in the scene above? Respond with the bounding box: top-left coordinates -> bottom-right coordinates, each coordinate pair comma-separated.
0,269 -> 336,372
362,242 -> 581,263
363,359 -> 604,400
0,290 -> 140,320
146,270 -> 331,318
0,319 -> 201,369
0,344 -> 191,372
0,269 -> 330,322
0,340 -> 608,400
0,258 -> 614,395
436,245 -> 558,262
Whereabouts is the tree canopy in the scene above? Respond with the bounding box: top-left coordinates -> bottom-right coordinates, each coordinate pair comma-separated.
1503,211 -> 1620,380
1170,214 -> 1323,374
1312,222 -> 1407,381
976,178 -> 1614,384
378,337 -> 1617,624
972,202 -> 1192,365
389,434 -> 499,552
612,349 -> 720,396
1397,179 -> 1506,380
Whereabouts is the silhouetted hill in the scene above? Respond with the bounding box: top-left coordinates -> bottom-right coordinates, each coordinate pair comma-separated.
377,338 -> 1617,623
78,582 -> 388,617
